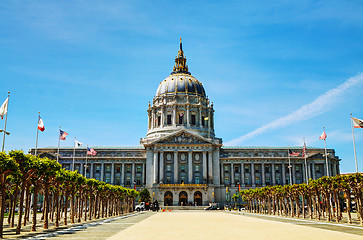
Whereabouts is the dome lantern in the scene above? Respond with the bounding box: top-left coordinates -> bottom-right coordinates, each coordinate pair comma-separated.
171,38 -> 190,75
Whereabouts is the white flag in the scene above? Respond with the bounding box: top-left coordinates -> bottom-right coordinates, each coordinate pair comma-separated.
75,140 -> 83,147
352,117 -> 363,128
0,97 -> 8,120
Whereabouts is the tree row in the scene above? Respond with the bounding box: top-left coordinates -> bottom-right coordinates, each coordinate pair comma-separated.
0,150 -> 139,238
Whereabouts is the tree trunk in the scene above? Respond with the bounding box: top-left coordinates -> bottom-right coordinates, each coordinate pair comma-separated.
11,187 -> 19,228
0,176 -> 7,239
31,186 -> 39,231
43,183 -> 50,229
345,191 -> 352,224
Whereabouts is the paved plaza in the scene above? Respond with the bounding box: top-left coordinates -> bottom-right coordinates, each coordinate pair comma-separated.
22,211 -> 363,240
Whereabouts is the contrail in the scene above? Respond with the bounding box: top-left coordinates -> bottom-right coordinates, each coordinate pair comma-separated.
225,73 -> 363,146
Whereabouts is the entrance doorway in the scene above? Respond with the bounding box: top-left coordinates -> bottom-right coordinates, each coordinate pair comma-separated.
179,191 -> 188,206
164,191 -> 173,206
194,191 -> 203,206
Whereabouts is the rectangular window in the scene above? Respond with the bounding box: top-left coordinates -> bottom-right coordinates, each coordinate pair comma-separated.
166,176 -> 171,184
224,177 -> 229,185
195,165 -> 200,172
179,114 -> 184,124
105,165 -> 111,172
255,177 -> 260,185
136,165 -> 142,173
181,164 -> 186,172
255,165 -> 260,173
126,165 -> 131,173
167,114 -> 172,125
195,176 -> 200,184
234,166 -> 239,173
265,167 -> 270,173
166,165 -> 171,172
158,116 -> 161,126
224,165 -> 229,172
115,165 -> 121,173
191,114 -> 196,125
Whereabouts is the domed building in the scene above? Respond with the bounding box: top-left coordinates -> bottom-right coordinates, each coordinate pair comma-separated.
31,40 -> 341,207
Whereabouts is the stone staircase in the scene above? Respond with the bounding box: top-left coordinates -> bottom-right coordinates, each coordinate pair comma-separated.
160,206 -> 206,211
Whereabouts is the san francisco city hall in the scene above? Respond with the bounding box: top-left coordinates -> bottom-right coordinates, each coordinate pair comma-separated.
31,41 -> 341,206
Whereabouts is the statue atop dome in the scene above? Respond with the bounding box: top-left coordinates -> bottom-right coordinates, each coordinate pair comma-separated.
171,38 -> 190,75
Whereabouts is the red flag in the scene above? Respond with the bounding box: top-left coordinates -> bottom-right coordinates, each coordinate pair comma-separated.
238,184 -> 241,191
38,117 -> 45,132
319,130 -> 327,140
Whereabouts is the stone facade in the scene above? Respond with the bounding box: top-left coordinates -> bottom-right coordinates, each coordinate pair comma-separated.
30,41 -> 340,206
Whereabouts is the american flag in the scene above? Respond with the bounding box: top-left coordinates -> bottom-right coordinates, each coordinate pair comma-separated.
59,130 -> 68,140
289,149 -> 300,157
87,147 -> 97,156
302,142 -> 307,158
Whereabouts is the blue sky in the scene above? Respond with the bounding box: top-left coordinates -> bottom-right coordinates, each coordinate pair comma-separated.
0,0 -> 363,173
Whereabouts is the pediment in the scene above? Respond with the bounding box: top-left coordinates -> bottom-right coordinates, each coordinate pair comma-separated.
154,130 -> 212,145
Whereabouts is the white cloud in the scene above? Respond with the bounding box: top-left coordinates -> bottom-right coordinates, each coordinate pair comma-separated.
225,73 -> 363,146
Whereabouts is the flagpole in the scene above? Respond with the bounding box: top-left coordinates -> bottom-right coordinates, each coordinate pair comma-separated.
288,146 -> 292,185
1,91 -> 10,152
35,112 -> 40,156
57,126 -> 61,162
303,137 -> 308,184
84,144 -> 88,177
72,137 -> 76,171
350,113 -> 359,173
323,127 -> 329,177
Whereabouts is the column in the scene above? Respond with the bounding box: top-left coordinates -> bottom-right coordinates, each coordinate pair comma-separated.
282,163 -> 286,185
143,163 -> 146,185
173,106 -> 176,126
111,163 -> 115,185
230,163 -> 234,185
292,164 -> 296,184
186,106 -> 190,126
153,152 -> 158,184
251,163 -> 255,186
90,163 -> 94,178
174,151 -> 178,183
188,152 -> 193,183
271,163 -> 275,185
161,107 -> 164,128
199,107 -> 202,127
332,163 -> 336,176
308,162 -> 311,180
208,151 -> 213,183
221,163 -> 224,184
101,163 -> 104,182
202,152 -> 207,183
160,152 -> 164,183
312,163 -> 316,180
261,163 -> 265,186
121,163 -> 125,185
151,109 -> 154,129
131,163 -> 135,185
241,163 -> 245,186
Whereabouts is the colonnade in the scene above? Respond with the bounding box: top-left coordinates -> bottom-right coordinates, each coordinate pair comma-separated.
221,161 -> 339,187
153,151 -> 214,184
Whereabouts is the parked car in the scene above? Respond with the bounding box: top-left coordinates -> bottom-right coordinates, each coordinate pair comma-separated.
135,202 -> 146,211
204,203 -> 220,210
